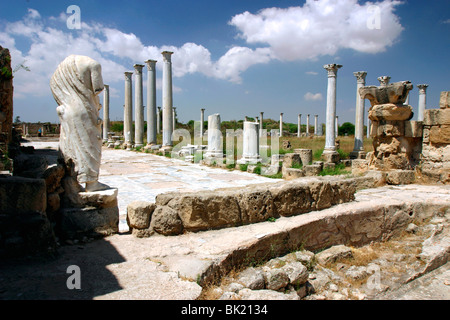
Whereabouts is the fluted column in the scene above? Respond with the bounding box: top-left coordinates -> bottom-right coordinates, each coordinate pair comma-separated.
102,84 -> 110,142
306,114 -> 310,136
124,71 -> 133,149
417,84 -> 429,121
314,115 -> 318,135
134,64 -> 144,147
172,107 -> 177,131
322,63 -> 342,162
145,60 -> 157,145
351,71 -> 367,159
157,106 -> 161,135
200,108 -> 205,139
279,113 -> 283,137
260,112 -> 264,137
335,116 -> 339,137
162,51 -> 174,148
297,114 -> 301,137
204,113 -> 223,160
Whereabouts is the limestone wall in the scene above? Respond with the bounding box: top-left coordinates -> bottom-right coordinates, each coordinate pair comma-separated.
126,175 -> 381,237
420,92 -> 450,183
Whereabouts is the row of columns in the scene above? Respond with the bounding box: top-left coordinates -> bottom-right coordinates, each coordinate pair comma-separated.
120,51 -> 174,150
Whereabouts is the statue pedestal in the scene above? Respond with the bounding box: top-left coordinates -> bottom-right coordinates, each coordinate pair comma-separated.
60,179 -> 119,239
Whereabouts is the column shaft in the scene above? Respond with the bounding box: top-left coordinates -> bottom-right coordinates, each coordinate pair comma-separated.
323,64 -> 342,155
279,113 -> 283,137
162,51 -> 174,147
417,84 -> 428,121
297,114 -> 301,137
124,72 -> 133,149
352,71 -> 367,157
134,64 -> 144,147
102,84 -> 110,142
145,60 -> 157,145
314,115 -> 318,135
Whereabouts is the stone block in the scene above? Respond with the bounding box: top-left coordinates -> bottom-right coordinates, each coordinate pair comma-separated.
282,168 -> 305,180
167,191 -> 241,232
78,188 -> 118,209
386,170 -> 416,185
316,245 -> 353,266
270,181 -> 312,217
323,162 -> 335,171
150,205 -> 183,236
404,121 -> 423,138
282,153 -> 301,168
429,125 -> 450,144
60,206 -> 119,239
126,201 -> 155,229
237,187 -> 275,224
0,176 -> 46,214
321,151 -> 340,164
423,109 -> 450,126
377,120 -> 405,137
370,121 -> 378,137
351,159 -> 369,176
304,164 -> 322,176
369,104 -> 413,121
295,149 -> 313,166
440,91 -> 450,109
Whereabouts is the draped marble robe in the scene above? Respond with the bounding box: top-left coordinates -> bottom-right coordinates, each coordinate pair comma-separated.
50,55 -> 106,191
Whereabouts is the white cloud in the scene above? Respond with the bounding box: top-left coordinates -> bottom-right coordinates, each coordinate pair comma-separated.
306,71 -> 318,75
229,0 -> 404,61
304,92 -> 323,101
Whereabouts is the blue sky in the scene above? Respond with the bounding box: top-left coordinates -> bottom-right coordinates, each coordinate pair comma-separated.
1,0 -> 449,126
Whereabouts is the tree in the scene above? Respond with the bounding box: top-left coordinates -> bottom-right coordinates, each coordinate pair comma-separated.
338,122 -> 355,136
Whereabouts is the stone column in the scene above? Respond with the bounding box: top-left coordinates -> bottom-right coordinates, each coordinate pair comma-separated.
124,71 -> 133,150
279,113 -> 283,137
306,114 -> 310,136
200,108 -> 205,140
335,116 -> 339,137
102,84 -> 110,142
172,107 -> 177,132
377,76 -> 391,86
314,115 -> 318,135
322,63 -> 342,162
297,114 -> 301,137
260,112 -> 264,137
237,121 -> 261,164
134,64 -> 144,147
417,84 -> 429,121
204,113 -> 223,160
145,59 -> 157,145
157,106 -> 161,134
351,71 -> 367,159
162,51 -> 174,148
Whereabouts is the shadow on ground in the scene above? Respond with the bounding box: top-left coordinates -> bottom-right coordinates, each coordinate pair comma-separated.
0,236 -> 127,300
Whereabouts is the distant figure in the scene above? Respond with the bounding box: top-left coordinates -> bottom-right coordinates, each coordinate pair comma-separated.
37,128 -> 42,137
50,55 -> 108,192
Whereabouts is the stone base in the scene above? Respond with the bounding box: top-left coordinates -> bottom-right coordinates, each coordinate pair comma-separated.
60,187 -> 119,239
237,156 -> 262,165
321,150 -> 340,163
386,170 -> 416,185
349,150 -> 366,160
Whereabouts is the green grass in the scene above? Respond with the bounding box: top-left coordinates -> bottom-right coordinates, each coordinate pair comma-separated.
239,163 -> 248,171
319,163 -> 350,176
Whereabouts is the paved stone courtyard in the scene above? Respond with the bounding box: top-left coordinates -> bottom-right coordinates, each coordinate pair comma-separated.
22,139 -> 281,232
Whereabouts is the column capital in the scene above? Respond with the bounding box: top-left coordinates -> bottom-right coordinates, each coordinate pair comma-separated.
201,108 -> 205,112
145,59 -> 157,69
162,51 -> 174,62
377,76 -> 391,86
124,71 -> 133,79
280,113 -> 284,116
353,71 -> 367,83
417,84 -> 429,94
260,111 -> 264,116
323,64 -> 342,77
298,114 -> 301,117
315,114 -> 318,117
104,84 -> 109,89
133,64 -> 144,73
157,106 -> 161,111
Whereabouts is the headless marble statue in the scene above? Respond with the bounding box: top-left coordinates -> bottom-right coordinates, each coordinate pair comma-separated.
50,55 -> 108,192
